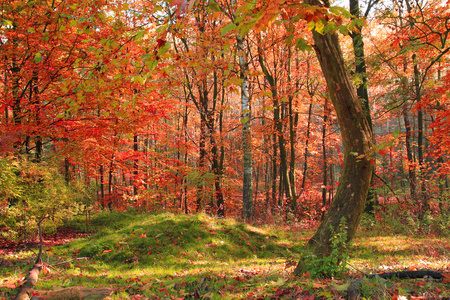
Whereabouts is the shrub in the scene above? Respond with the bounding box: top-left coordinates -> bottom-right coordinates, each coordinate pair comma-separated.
303,217 -> 349,278
0,156 -> 91,241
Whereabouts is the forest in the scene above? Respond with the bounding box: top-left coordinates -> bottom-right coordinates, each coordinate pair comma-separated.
1,0 -> 450,299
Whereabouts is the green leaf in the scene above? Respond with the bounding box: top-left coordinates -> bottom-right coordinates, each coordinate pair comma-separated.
135,29 -> 146,41
236,0 -> 256,16
209,0 -> 221,12
315,20 -> 325,34
392,128 -> 401,138
238,21 -> 256,37
337,25 -> 348,35
241,117 -> 249,124
34,52 -> 43,63
221,23 -> 236,36
295,38 -> 312,52
334,282 -> 350,292
157,41 -> 171,56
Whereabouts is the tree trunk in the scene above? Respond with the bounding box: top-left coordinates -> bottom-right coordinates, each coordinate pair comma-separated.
133,134 -> 139,196
197,118 -> 207,212
287,47 -> 298,213
403,105 -> 417,201
272,132 -> 278,207
237,35 -> 253,221
108,157 -> 114,211
294,0 -> 373,275
413,54 -> 429,214
257,49 -> 295,214
301,99 -> 313,195
349,0 -> 376,216
321,97 -> 329,219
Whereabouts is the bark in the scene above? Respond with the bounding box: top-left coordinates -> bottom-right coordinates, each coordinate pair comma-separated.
294,0 -> 373,275
300,99 -> 313,195
175,30 -> 225,216
257,49 -> 295,213
197,117 -> 207,212
321,97 -> 329,218
349,0 -> 376,216
272,132 -> 278,207
287,48 -> 298,213
413,54 -> 429,214
133,135 -> 139,196
108,157 -> 114,210
99,165 -> 105,208
29,287 -> 114,300
184,107 -> 189,214
403,106 -> 417,200
237,35 -> 253,221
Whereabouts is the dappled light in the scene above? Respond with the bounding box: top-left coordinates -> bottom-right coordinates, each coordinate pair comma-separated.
2,0 -> 450,298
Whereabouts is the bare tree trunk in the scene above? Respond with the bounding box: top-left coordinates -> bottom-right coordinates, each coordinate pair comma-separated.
413,54 -> 429,214
403,105 -> 417,201
236,35 -> 253,220
272,133 -> 278,207
133,135 -> 139,196
349,0 -> 376,215
301,99 -> 313,195
257,49 -> 295,214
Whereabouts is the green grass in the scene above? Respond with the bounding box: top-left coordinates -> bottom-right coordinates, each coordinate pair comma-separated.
1,211 -> 449,299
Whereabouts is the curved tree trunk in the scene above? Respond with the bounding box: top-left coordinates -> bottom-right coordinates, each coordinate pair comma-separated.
294,0 -> 373,275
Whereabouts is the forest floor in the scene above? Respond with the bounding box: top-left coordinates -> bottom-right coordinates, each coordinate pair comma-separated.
1,211 -> 449,299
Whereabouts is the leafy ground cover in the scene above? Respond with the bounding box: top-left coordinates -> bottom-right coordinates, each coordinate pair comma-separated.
1,212 -> 449,299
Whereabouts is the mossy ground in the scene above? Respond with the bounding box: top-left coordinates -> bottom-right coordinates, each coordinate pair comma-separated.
1,211 -> 449,299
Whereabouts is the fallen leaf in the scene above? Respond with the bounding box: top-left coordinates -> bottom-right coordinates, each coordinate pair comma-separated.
313,282 -> 327,288
441,272 -> 450,284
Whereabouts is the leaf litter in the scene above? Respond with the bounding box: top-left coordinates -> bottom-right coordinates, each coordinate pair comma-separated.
1,212 -> 449,299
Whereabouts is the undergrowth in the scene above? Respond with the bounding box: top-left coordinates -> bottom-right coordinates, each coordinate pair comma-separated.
1,211 -> 449,299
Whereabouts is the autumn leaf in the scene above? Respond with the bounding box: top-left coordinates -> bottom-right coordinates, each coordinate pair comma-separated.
441,272 -> 450,284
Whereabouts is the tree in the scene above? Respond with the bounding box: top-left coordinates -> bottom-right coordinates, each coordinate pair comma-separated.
349,0 -> 378,215
293,0 -> 374,274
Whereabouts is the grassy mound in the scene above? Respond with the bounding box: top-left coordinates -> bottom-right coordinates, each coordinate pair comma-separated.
1,211 -> 449,299
68,212 -> 304,269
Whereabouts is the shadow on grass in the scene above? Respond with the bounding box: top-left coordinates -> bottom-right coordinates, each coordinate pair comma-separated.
61,212 -> 304,270
351,234 -> 450,261
43,212 -> 309,298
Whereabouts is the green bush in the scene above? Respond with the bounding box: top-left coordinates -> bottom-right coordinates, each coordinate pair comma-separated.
303,217 -> 349,278
0,156 -> 93,241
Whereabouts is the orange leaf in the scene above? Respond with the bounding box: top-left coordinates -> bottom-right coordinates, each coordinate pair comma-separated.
415,280 -> 426,286
408,265 -> 417,271
442,272 -> 450,284
312,282 -> 327,288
